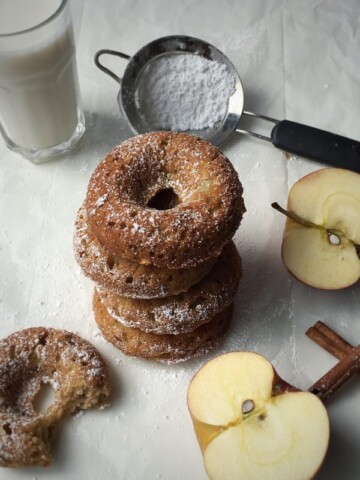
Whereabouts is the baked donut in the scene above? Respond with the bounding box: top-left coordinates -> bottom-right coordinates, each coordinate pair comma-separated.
0,328 -> 110,467
74,203 -> 216,298
85,131 -> 245,269
97,241 -> 241,335
93,290 -> 232,363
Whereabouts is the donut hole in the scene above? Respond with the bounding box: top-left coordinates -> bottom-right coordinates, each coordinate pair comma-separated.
106,254 -> 116,270
9,345 -> 16,359
38,334 -> 47,346
2,423 -> 12,435
125,276 -> 133,284
128,245 -> 138,254
32,383 -> 56,413
147,188 -> 179,211
189,296 -> 205,309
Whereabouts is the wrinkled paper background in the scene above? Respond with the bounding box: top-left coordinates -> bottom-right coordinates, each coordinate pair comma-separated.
1,0 -> 360,478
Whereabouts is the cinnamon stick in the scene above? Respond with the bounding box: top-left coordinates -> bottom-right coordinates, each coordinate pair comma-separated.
309,345 -> 360,402
306,321 -> 354,360
306,321 -> 359,401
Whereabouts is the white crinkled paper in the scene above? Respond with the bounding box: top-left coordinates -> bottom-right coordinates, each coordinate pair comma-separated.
1,0 -> 360,479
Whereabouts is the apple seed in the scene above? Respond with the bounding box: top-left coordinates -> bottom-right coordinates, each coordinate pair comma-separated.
242,399 -> 255,414
328,233 -> 341,245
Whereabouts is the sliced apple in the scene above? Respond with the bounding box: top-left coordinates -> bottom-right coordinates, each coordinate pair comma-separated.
274,168 -> 360,289
188,352 -> 329,480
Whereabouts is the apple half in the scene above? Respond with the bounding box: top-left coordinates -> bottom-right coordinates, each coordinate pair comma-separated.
187,352 -> 329,480
275,168 -> 360,289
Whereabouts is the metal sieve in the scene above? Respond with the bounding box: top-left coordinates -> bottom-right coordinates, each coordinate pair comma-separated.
95,35 -> 360,172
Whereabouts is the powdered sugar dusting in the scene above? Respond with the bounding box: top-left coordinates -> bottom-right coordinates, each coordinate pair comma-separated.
97,241 -> 241,335
85,132 -> 244,269
93,290 -> 232,363
136,53 -> 235,131
73,204 -> 216,299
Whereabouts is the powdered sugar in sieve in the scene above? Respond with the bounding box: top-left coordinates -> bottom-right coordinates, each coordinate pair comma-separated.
135,53 -> 236,131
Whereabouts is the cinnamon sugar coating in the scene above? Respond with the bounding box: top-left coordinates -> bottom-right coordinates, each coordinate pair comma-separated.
85,132 -> 245,269
93,290 -> 232,363
74,203 -> 216,298
98,241 -> 241,335
0,328 -> 110,468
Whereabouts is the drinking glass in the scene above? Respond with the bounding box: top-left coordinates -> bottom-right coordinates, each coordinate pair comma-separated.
0,0 -> 85,163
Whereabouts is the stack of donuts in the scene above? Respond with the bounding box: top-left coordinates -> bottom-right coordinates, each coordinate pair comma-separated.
74,132 -> 245,363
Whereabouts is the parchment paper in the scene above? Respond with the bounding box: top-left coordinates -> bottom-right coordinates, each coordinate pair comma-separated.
1,1 -> 359,478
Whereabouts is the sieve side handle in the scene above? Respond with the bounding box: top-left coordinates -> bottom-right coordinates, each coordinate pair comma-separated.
94,49 -> 131,84
271,120 -> 360,172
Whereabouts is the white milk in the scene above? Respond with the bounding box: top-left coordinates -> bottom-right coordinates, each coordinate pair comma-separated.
0,0 -> 81,150
0,0 -> 61,35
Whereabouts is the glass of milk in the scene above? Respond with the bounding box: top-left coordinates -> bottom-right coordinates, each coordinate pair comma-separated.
0,0 -> 85,163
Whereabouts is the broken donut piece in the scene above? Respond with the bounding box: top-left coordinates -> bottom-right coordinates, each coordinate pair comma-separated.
0,327 -> 110,467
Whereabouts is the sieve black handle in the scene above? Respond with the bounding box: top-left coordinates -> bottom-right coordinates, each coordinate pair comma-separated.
94,49 -> 131,84
271,120 -> 360,172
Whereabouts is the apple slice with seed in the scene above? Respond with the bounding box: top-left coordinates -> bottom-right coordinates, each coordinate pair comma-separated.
188,352 -> 330,480
272,168 -> 360,289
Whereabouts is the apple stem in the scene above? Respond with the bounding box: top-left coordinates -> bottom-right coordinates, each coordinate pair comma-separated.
306,322 -> 360,402
271,202 -> 320,229
272,202 -> 360,256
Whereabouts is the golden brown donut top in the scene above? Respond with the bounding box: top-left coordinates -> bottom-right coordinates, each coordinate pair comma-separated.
0,327 -> 110,467
85,131 -> 245,269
